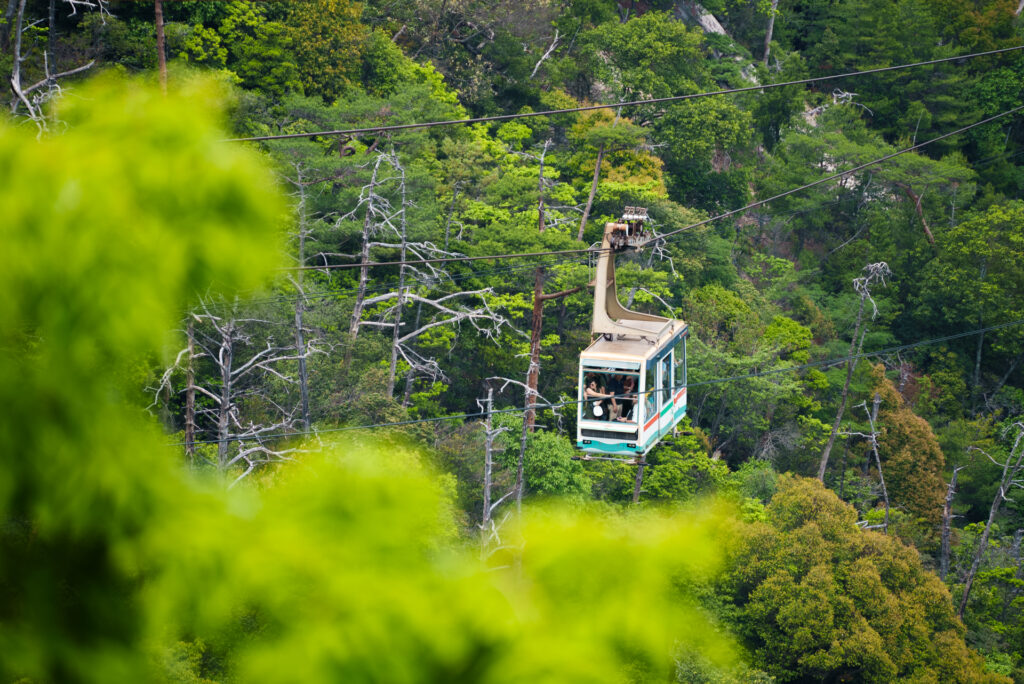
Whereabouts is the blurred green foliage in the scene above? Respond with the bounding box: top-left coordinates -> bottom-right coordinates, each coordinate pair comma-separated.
0,76 -> 748,684
6,0 -> 1024,677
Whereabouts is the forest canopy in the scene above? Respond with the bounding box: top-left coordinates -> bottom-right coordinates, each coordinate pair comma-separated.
3,0 -> 1024,681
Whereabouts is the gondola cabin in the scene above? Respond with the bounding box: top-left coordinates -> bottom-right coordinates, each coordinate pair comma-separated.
576,208 -> 689,459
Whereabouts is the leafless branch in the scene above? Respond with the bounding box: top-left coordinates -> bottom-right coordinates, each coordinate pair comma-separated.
530,28 -> 559,79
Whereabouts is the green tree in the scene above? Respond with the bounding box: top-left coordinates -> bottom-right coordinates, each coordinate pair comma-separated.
217,1 -> 302,97
722,476 -> 1006,683
911,200 -> 1024,413
286,0 -> 367,103
868,365 -> 947,526
644,432 -> 731,503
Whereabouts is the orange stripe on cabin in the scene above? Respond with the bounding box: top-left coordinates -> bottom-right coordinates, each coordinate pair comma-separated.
644,415 -> 658,430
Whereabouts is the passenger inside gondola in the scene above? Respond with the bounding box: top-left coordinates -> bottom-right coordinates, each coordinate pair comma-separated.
583,374 -> 613,420
616,375 -> 637,423
582,371 -> 639,422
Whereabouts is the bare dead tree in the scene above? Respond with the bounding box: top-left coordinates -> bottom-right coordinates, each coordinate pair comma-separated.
520,140 -> 584,430
842,393 -> 888,532
818,262 -> 890,482
344,150 -> 461,360
348,153 -> 392,346
154,298 -> 324,484
8,0 -> 96,126
282,164 -> 316,431
958,421 -> 1024,619
478,387 -> 512,551
400,300 -> 423,407
184,318 -> 197,464
488,375 -> 560,514
529,28 -> 559,79
940,465 -> 965,581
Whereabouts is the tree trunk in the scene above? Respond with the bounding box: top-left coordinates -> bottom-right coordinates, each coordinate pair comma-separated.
46,0 -> 55,81
216,321 -> 234,469
9,0 -> 28,116
185,319 -> 197,464
2,0 -> 18,54
866,393 -> 889,533
838,443 -> 848,500
537,141 -> 549,233
387,286 -> 406,398
525,267 -> 544,431
295,298 -> 310,431
348,208 -> 373,342
154,0 -> 166,94
818,297 -> 867,481
959,425 -> 1024,618
525,143 -> 551,430
577,111 -> 619,241
386,161 -> 409,398
515,373 -> 530,514
999,529 -> 1024,621
940,467 -> 962,581
970,262 -> 987,415
481,387 -> 495,536
577,144 -> 606,242
959,484 -> 1003,618
632,459 -> 646,504
294,195 -> 311,432
762,0 -> 778,67
346,161 -> 383,365
401,301 -> 423,407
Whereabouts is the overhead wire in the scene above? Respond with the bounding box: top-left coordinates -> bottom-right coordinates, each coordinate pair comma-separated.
170,318 -> 1024,447
652,105 -> 1024,242
193,190 -> 839,314
192,250 -> 594,314
224,45 -> 1024,143
173,49 -> 1024,446
273,103 -> 1024,273
190,190 -> 857,315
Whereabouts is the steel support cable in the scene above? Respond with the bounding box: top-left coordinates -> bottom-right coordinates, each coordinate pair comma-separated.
169,318 -> 1024,447
194,251 -> 592,313
201,190 -> 869,312
276,104 -> 1024,273
192,193 -> 856,314
652,104 -> 1024,242
225,46 -> 1024,143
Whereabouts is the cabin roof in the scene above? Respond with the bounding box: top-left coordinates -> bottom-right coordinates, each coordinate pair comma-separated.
580,320 -> 687,364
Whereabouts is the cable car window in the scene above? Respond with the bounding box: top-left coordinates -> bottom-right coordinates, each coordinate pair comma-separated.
644,390 -> 657,426
673,337 -> 686,387
581,371 -> 638,423
660,355 -> 672,402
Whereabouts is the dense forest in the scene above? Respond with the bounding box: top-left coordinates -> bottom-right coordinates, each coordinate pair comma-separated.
3,0 -> 1024,681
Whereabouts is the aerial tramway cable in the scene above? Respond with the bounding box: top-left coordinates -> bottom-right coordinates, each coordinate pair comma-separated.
275,104 -> 1024,273
225,46 -> 1024,143
171,318 -> 1024,447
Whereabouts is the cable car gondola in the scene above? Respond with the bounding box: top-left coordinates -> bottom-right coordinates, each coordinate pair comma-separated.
576,207 -> 688,461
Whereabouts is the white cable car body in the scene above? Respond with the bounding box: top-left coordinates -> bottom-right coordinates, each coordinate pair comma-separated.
576,208 -> 689,459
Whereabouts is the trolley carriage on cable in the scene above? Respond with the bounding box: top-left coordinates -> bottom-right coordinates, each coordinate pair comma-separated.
576,207 -> 688,461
